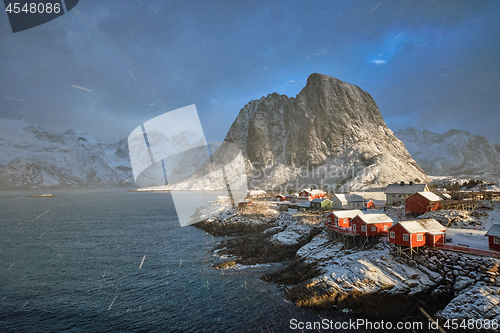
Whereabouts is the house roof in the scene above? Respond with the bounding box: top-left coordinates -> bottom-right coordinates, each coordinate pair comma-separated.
297,201 -> 311,207
311,198 -> 331,203
394,219 -> 446,233
248,190 -> 266,195
485,224 -> 500,237
357,213 -> 393,224
333,193 -> 365,203
331,210 -> 363,219
415,192 -> 443,202
368,199 -> 385,205
301,189 -> 326,194
427,230 -> 446,235
385,183 -> 427,194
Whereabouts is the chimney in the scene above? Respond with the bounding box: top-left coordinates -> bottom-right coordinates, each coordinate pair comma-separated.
400,181 -> 404,186
409,181 -> 413,186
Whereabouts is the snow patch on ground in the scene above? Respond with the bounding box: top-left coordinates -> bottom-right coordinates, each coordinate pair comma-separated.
446,229 -> 489,250
271,219 -> 315,245
437,282 -> 500,321
296,235 -> 438,295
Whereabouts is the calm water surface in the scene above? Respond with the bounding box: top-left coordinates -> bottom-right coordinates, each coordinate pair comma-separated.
0,188 -> 364,332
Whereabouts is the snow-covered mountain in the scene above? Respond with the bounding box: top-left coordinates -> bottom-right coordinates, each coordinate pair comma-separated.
211,73 -> 428,191
396,127 -> 500,178
0,118 -> 133,189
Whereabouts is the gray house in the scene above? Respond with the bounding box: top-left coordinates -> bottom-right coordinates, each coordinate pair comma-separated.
385,181 -> 428,205
330,193 -> 365,209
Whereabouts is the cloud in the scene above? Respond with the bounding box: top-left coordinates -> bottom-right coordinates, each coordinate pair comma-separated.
372,59 -> 387,65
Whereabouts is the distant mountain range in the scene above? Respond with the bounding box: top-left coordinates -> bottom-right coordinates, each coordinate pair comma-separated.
1,74 -> 499,190
0,118 -> 132,189
396,127 -> 500,179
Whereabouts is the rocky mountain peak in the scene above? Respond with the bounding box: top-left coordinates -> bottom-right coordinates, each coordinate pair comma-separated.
222,73 -> 427,190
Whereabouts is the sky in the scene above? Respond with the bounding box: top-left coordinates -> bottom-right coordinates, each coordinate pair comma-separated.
1,0 -> 499,144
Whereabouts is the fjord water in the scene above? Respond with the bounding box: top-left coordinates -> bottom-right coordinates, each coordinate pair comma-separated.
0,188 -> 358,332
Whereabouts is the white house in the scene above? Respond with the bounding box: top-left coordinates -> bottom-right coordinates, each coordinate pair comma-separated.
331,193 -> 365,209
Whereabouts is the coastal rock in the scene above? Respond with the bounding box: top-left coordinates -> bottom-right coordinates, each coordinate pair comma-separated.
453,276 -> 474,292
212,261 -> 236,269
278,233 -> 441,318
436,283 -> 500,321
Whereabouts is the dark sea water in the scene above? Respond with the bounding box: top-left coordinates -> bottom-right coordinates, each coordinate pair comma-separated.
0,188 -> 366,333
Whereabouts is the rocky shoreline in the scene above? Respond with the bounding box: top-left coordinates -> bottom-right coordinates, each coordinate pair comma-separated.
194,205 -> 500,329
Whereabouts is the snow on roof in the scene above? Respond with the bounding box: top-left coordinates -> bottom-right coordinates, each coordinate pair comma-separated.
396,219 -> 446,233
416,192 -> 443,202
301,189 -> 325,194
368,199 -> 385,205
357,213 -> 393,224
485,224 -> 500,237
311,198 -> 331,203
331,210 -> 364,219
248,190 -> 266,196
427,230 -> 446,235
333,193 -> 364,203
385,183 -> 427,194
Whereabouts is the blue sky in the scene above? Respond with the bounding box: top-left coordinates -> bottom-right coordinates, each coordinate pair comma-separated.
1,0 -> 499,144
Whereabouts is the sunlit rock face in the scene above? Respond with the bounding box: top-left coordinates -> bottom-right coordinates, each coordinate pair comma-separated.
222,73 -> 427,191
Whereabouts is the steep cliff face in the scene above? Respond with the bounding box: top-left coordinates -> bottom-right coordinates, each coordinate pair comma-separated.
223,73 -> 428,190
396,127 -> 500,178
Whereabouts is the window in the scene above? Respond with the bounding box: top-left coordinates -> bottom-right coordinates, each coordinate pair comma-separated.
390,231 -> 395,238
403,234 -> 409,242
361,225 -> 366,232
417,234 -> 423,241
352,224 -> 356,231
383,225 -> 388,230
494,237 -> 500,245
371,225 -> 376,232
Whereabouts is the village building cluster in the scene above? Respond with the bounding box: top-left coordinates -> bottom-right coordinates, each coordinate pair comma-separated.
242,180 -> 500,255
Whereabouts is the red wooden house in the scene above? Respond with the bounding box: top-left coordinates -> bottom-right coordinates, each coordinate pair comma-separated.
350,213 -> 393,236
298,189 -> 326,201
237,200 -> 252,210
405,192 -> 443,215
485,224 -> 500,251
388,219 -> 446,248
275,194 -> 286,201
366,199 -> 375,209
326,210 -> 363,229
